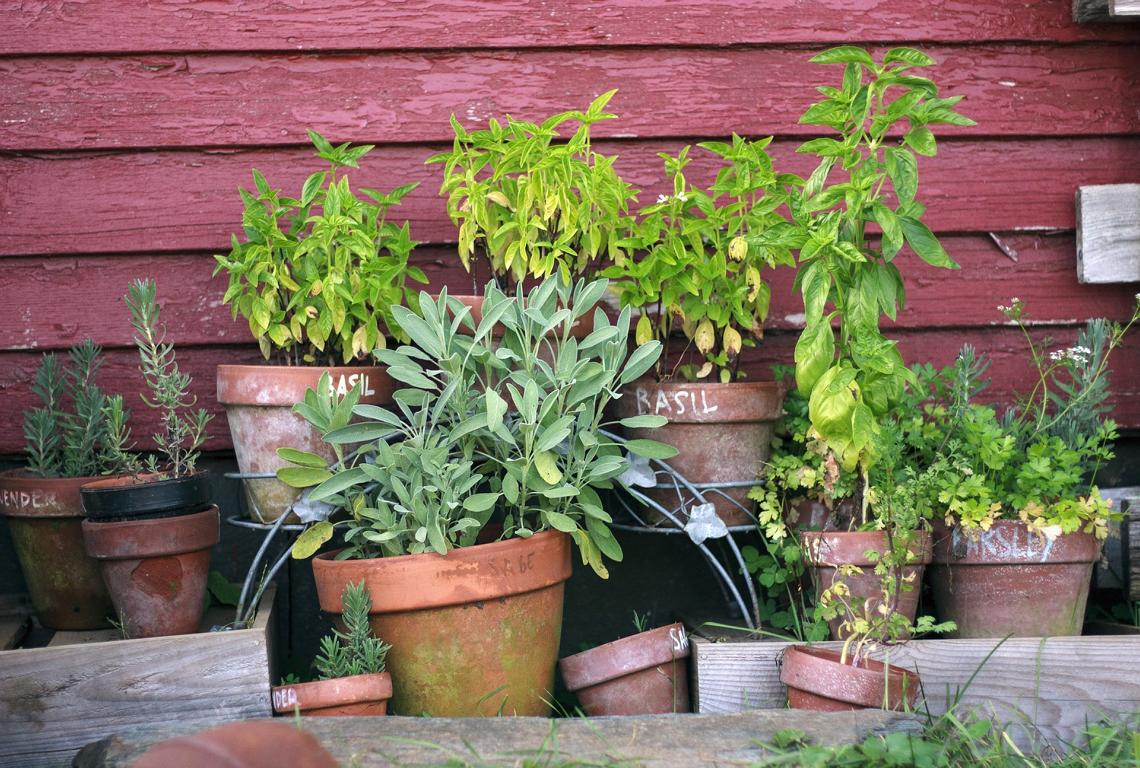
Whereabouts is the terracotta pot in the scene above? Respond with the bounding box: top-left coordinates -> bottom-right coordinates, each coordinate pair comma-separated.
780,645 -> 919,711
558,622 -> 691,715
312,530 -> 571,716
272,672 -> 393,717
82,506 -> 219,638
784,496 -> 857,532
132,720 -> 337,768
801,530 -> 932,641
444,294 -> 597,340
0,471 -> 113,630
930,519 -> 1100,638
615,380 -> 783,526
79,472 -> 212,521
217,364 -> 394,524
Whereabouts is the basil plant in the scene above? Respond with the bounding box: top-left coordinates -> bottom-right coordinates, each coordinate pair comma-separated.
280,277 -> 676,578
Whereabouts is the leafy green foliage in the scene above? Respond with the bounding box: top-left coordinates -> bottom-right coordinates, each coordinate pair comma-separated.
779,46 -> 973,472
121,279 -> 211,478
21,340 -> 133,478
605,137 -> 797,382
283,277 -> 675,578
314,581 -> 390,679
214,130 -> 424,366
428,91 -> 638,285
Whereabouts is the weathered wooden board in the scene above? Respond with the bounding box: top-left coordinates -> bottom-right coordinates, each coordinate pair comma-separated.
1077,0 -> 1140,20
73,710 -> 922,768
6,138 -> 1140,258
3,45 -> 1138,151
691,634 -> 1140,753
5,0 -> 1135,55
1113,0 -> 1140,15
1095,487 -> 1140,593
4,236 -> 1138,352
1077,184 -> 1140,284
0,586 -> 275,768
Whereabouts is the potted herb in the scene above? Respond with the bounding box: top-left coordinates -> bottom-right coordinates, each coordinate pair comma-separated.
915,300 -> 1140,637
558,611 -> 691,715
280,276 -> 674,716
272,581 -> 392,717
214,130 -> 424,523
605,135 -> 796,525
80,279 -> 218,638
427,90 -> 637,335
0,341 -> 126,629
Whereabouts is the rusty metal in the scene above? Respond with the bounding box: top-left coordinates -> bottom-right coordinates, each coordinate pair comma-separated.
559,622 -> 691,715
930,520 -> 1100,637
780,645 -> 919,711
0,470 -> 113,629
272,672 -> 392,717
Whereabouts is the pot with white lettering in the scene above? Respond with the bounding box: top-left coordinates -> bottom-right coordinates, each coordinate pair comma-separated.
558,621 -> 691,715
615,380 -> 784,526
929,519 -> 1100,637
216,365 -> 394,524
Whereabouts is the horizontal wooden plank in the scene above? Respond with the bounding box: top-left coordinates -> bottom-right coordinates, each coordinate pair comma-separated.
1077,184 -> 1140,284
1114,0 -> 1140,15
5,137 -> 1140,258
2,45 -> 1137,151
4,0 -> 1135,55
691,634 -> 1140,752
3,235 -> 1137,351
0,586 -> 273,768
0,327 -> 1137,455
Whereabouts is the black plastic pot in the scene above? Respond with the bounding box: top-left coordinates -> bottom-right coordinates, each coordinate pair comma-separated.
80,472 -> 212,522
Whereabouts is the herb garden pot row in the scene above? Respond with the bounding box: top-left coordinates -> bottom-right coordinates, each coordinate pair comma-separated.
272,672 -> 393,717
0,471 -> 113,630
780,645 -> 919,711
559,622 -> 692,715
615,380 -> 784,527
217,364 -> 393,524
312,530 -> 572,717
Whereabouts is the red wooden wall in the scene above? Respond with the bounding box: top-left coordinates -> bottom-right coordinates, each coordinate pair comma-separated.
1,2 -> 1138,454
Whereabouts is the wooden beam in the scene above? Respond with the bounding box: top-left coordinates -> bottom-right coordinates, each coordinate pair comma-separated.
1077,184 -> 1140,283
1074,0 -> 1140,20
1111,0 -> 1140,15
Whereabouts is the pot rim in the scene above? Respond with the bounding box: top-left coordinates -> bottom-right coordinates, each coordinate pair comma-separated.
313,529 -> 572,614
82,506 -> 220,560
932,518 -> 1101,565
779,645 -> 918,709
79,471 -> 213,522
801,530 -> 933,567
271,672 -> 392,714
0,469 -> 110,518
217,363 -> 393,406
559,622 -> 690,692
614,378 -> 785,423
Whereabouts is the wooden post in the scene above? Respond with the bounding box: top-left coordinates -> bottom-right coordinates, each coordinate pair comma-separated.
1076,184 -> 1140,283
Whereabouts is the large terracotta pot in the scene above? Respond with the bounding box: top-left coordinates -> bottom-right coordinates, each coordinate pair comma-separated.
558,622 -> 691,715
82,506 -> 219,638
312,530 -> 571,716
0,470 -> 113,629
217,365 -> 394,524
615,380 -> 784,527
930,519 -> 1100,638
801,530 -> 932,640
272,672 -> 393,717
780,645 -> 919,711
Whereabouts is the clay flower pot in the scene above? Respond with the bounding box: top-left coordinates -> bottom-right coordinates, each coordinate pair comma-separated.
780,645 -> 919,711
615,380 -> 784,526
801,530 -> 932,640
930,519 -> 1100,638
0,470 -> 113,630
217,364 -> 394,524
312,530 -> 572,716
132,720 -> 337,768
272,672 -> 393,717
559,622 -> 692,715
82,506 -> 220,638
79,472 -> 212,522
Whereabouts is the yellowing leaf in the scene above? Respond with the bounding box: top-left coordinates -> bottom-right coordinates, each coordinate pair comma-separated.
729,236 -> 748,261
635,313 -> 653,346
694,319 -> 715,354
534,451 -> 563,484
747,266 -> 762,301
723,326 -> 742,357
696,361 -> 713,379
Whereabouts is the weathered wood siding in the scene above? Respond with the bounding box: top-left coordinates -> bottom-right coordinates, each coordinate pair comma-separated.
1,2 -> 1138,452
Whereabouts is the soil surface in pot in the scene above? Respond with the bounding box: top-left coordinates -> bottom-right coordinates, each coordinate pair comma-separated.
559,622 -> 691,715
780,645 -> 919,711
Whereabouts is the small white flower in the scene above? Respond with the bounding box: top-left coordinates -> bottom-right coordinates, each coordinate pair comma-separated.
656,194 -> 669,204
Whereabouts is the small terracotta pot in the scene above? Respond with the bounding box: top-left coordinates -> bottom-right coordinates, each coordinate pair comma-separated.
784,496 -> 857,532
559,622 -> 691,715
780,645 -> 919,711
272,672 -> 393,717
132,720 -> 337,768
443,294 -> 597,340
930,519 -> 1100,638
615,380 -> 784,526
0,470 -> 113,630
801,530 -> 932,641
217,364 -> 393,523
82,506 -> 219,638
79,472 -> 212,522
312,530 -> 572,716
